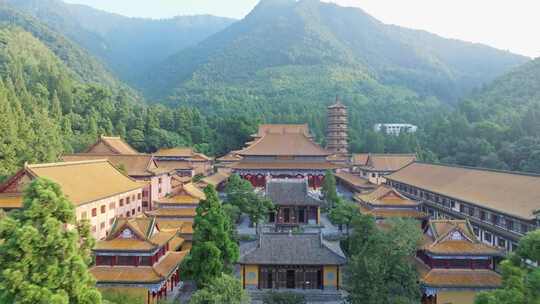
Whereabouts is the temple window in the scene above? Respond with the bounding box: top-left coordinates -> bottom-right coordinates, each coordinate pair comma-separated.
498,238 -> 506,248
101,205 -> 106,214
81,211 -> 87,220
91,208 -> 97,217
484,232 -> 492,243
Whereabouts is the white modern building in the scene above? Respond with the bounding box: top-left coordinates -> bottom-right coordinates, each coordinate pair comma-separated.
374,123 -> 418,135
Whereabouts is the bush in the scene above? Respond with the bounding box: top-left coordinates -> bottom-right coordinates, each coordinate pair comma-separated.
262,291 -> 307,304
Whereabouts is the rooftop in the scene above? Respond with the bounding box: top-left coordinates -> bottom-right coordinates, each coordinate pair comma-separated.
354,185 -> 418,207
91,250 -> 188,284
239,233 -> 346,266
265,179 -> 322,206
230,161 -> 342,170
387,162 -> 540,220
94,217 -> 179,252
62,154 -> 169,177
85,135 -> 139,155
7,160 -> 144,206
416,259 -> 501,289
253,124 -> 312,138
237,132 -> 330,157
356,153 -> 417,171
422,220 -> 503,256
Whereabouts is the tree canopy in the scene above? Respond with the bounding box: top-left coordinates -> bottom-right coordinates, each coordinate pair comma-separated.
345,215 -> 422,304
184,185 -> 239,287
189,273 -> 249,304
475,229 -> 540,304
0,178 -> 101,304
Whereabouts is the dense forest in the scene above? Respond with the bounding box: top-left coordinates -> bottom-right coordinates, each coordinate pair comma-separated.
1,0 -> 540,182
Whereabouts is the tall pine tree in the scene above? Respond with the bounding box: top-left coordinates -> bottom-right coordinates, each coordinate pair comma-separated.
0,178 -> 101,304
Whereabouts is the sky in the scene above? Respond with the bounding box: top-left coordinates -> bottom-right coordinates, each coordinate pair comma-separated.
63,0 -> 540,58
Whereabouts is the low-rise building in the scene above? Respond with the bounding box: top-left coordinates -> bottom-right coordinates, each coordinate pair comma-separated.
387,162 -> 540,252
354,185 -> 428,226
416,220 -> 503,304
374,123 -> 418,136
153,147 -> 213,177
145,182 -> 205,223
265,178 -> 323,227
84,135 -> 140,155
239,232 -> 346,290
0,160 -> 145,240
91,217 -> 188,304
351,153 -> 416,185
63,154 -> 172,210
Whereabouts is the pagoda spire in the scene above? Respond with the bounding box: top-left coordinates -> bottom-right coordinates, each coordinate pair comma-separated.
326,96 -> 348,154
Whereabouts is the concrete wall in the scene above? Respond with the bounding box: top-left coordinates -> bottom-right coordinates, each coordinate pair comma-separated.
242,265 -> 259,289
76,188 -> 143,240
437,290 -> 477,304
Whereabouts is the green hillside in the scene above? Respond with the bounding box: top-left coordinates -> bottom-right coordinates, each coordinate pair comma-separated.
418,57 -> 540,173
143,0 -> 527,103
3,0 -> 235,84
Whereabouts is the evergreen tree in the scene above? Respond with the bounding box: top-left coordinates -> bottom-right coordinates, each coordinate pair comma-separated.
345,216 -> 422,304
328,199 -> 358,236
321,170 -> 339,207
186,185 -> 239,287
0,178 -> 101,304
189,273 -> 249,304
475,230 -> 540,304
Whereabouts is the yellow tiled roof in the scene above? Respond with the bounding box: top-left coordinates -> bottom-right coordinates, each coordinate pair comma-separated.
200,172 -> 230,186
254,124 -> 312,138
364,154 -> 416,172
26,160 -> 143,206
359,205 -> 427,219
335,172 -> 374,188
62,154 -> 169,177
86,136 -> 139,155
416,259 -> 501,288
388,162 -> 540,220
145,208 -> 197,218
355,185 -> 418,207
237,132 -> 330,156
0,194 -> 23,209
423,220 -> 503,256
91,250 -> 189,284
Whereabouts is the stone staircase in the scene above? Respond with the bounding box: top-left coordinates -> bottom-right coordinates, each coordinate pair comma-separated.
248,289 -> 345,303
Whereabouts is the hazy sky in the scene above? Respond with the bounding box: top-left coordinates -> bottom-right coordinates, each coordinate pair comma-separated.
63,0 -> 540,58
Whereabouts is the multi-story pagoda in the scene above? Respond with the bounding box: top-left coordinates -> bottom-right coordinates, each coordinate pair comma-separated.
230,124 -> 342,188
265,178 -> 323,227
91,217 -> 189,303
326,97 -> 348,155
416,220 -> 503,304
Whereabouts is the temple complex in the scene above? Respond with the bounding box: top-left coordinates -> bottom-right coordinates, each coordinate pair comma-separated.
239,232 -> 346,290
229,124 -> 342,188
417,220 -> 502,304
326,97 -> 348,155
0,160 -> 145,239
354,184 -> 428,226
265,179 -> 322,227
91,217 -> 188,304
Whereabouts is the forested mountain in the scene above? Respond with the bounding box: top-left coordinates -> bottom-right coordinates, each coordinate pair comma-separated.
2,0 -> 235,83
143,0 -> 527,103
0,5 -> 123,89
418,58 -> 540,173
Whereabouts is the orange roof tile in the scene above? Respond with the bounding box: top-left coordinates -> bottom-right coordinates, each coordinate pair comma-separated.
416,259 -> 501,288
351,154 -> 369,166
359,205 -> 427,219
199,172 -> 230,187
254,124 -> 312,138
